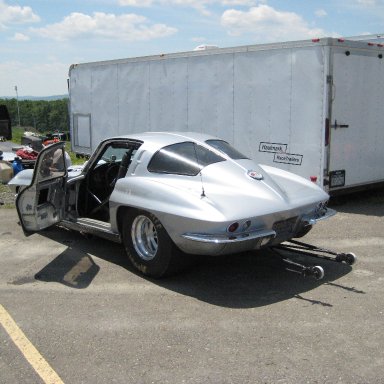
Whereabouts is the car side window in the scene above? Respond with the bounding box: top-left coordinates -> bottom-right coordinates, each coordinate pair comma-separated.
148,142 -> 224,176
100,146 -> 130,163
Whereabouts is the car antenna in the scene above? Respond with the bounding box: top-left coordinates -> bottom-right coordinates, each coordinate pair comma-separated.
200,173 -> 206,198
193,143 -> 206,198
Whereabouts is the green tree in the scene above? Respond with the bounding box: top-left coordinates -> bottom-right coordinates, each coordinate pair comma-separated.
0,98 -> 69,134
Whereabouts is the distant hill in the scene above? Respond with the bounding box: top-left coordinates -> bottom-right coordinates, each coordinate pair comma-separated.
0,95 -> 68,101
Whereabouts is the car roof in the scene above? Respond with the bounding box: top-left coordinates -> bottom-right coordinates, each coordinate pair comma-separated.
110,131 -> 223,148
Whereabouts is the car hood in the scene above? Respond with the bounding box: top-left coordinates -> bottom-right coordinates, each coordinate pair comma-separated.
7,168 -> 34,192
8,164 -> 85,192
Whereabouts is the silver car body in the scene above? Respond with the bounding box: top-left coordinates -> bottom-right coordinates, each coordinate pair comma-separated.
13,131 -> 334,258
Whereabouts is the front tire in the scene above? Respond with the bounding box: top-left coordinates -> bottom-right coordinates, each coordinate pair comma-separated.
122,209 -> 183,278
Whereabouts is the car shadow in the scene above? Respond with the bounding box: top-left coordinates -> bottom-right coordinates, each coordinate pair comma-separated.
158,250 -> 358,308
26,226 -> 361,308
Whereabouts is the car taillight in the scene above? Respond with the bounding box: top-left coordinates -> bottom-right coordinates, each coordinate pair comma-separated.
242,220 -> 251,231
227,222 -> 239,233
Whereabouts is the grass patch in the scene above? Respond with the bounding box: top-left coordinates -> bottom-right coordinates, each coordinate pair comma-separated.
12,126 -> 84,166
11,126 -> 25,144
65,141 -> 85,165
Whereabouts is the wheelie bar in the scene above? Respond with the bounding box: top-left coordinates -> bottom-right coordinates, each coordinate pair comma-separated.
270,239 -> 357,280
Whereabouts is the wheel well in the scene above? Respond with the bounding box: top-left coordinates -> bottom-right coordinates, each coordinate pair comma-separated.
116,206 -> 137,233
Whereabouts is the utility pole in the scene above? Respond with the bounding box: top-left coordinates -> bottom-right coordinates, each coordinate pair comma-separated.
14,85 -> 21,127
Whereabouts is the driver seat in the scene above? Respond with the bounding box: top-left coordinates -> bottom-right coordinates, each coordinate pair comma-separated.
116,149 -> 133,180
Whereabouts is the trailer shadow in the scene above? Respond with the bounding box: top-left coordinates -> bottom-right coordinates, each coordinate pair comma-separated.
330,188 -> 384,216
25,226 -> 360,308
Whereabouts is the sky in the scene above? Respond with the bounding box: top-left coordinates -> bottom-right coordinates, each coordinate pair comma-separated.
1,0 -> 384,97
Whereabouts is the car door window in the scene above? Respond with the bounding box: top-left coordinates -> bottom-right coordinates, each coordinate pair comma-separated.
38,145 -> 66,182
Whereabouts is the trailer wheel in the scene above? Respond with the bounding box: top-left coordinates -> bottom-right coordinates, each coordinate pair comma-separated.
345,252 -> 357,265
122,209 -> 183,278
311,266 -> 324,280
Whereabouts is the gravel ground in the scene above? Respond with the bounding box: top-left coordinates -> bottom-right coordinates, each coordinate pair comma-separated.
0,184 -> 15,207
1,191 -> 384,383
0,140 -> 16,207
1,141 -> 21,207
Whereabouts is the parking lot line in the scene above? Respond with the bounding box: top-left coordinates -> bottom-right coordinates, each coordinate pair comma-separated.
0,304 -> 64,384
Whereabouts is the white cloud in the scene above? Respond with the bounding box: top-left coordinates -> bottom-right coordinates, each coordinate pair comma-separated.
0,0 -> 40,27
0,60 -> 69,96
221,0 -> 261,5
221,5 -> 325,42
119,0 -> 262,6
11,32 -> 30,41
168,0 -> 211,15
315,9 -> 327,17
32,12 -> 177,41
357,0 -> 377,5
118,0 -> 263,15
120,0 -> 212,15
118,0 -> 154,6
191,36 -> 207,42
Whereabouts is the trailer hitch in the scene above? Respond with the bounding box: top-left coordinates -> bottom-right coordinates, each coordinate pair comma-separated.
270,239 -> 357,280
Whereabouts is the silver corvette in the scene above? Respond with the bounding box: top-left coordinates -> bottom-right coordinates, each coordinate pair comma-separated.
11,132 -> 335,278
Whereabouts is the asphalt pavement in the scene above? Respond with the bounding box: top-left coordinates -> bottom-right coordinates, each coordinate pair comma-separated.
0,192 -> 383,384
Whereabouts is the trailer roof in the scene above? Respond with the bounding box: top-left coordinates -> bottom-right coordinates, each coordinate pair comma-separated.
69,36 -> 384,74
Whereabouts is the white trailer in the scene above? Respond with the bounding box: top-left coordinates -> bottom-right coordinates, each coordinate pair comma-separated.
68,37 -> 384,193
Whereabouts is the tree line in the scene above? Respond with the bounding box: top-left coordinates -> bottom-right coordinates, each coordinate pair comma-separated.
0,98 -> 69,133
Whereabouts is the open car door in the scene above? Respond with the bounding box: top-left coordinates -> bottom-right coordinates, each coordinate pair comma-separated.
16,142 -> 68,235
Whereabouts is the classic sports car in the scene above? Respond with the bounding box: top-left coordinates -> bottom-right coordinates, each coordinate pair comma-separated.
11,132 -> 335,278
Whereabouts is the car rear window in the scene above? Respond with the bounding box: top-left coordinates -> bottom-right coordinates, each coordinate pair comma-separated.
148,141 -> 224,176
205,139 -> 249,160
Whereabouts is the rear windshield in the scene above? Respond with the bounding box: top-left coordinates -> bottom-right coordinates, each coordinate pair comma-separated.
148,141 -> 224,176
205,139 -> 249,160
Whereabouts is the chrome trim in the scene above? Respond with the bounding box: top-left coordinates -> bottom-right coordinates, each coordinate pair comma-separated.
182,229 -> 276,244
302,207 -> 336,225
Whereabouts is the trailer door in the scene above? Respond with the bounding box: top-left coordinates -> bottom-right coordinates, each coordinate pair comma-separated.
329,47 -> 384,190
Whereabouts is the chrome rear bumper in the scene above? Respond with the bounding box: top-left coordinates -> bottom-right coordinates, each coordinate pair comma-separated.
182,228 -> 276,244
179,208 -> 337,256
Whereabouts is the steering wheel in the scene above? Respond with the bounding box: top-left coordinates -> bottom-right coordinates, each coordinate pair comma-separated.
86,163 -> 117,208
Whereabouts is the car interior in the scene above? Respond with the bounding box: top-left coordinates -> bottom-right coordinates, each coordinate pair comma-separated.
77,142 -> 139,221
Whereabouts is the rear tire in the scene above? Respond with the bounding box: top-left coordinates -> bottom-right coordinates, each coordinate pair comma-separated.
122,209 -> 183,278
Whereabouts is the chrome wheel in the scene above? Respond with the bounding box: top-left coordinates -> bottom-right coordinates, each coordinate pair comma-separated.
131,215 -> 158,261
122,209 -> 185,278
